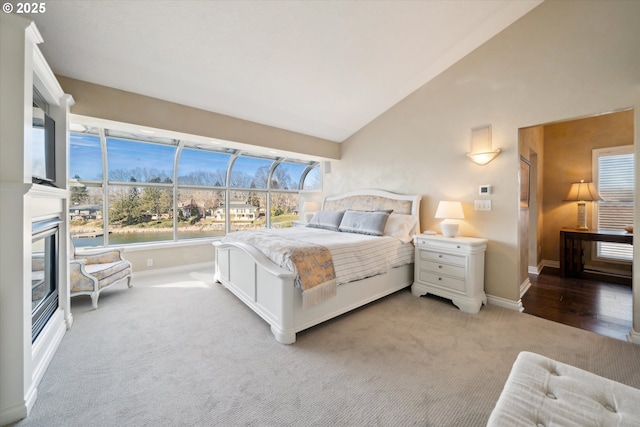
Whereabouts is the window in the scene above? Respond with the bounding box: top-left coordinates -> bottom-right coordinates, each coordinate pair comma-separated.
68,120 -> 321,247
177,148 -> 230,186
593,146 -> 634,261
69,132 -> 102,182
107,137 -> 177,183
230,156 -> 274,189
302,165 -> 321,190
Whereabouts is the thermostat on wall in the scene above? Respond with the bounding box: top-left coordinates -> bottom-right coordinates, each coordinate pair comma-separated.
479,185 -> 492,195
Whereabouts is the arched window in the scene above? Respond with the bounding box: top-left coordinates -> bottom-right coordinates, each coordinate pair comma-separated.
68,121 -> 323,247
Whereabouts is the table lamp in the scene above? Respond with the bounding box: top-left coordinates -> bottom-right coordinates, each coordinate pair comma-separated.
564,180 -> 602,230
435,201 -> 464,237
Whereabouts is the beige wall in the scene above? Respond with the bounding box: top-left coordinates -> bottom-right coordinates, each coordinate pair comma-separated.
542,110 -> 634,264
57,76 -> 341,161
519,125 -> 544,283
125,243 -> 215,274
325,0 -> 640,307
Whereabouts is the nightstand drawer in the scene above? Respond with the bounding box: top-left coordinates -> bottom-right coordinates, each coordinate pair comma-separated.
421,260 -> 465,278
420,250 -> 465,267
418,271 -> 465,293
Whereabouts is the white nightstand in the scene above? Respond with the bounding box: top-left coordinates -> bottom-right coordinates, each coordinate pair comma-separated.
411,234 -> 488,313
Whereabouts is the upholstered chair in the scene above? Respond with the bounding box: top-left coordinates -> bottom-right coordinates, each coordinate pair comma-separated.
69,241 -> 132,308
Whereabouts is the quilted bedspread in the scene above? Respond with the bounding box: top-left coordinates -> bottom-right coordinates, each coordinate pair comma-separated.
221,230 -> 337,308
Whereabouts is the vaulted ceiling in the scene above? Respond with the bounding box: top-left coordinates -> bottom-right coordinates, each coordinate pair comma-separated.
29,0 -> 542,142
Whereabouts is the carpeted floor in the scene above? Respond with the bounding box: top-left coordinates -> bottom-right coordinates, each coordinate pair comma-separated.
12,266 -> 640,426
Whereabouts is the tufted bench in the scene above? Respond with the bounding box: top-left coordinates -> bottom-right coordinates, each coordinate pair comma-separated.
487,351 -> 640,427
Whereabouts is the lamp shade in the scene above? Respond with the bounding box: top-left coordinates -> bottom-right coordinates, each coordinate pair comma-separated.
435,201 -> 465,219
564,180 -> 602,201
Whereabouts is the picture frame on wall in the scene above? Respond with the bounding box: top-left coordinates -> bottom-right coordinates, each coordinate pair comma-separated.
520,157 -> 531,208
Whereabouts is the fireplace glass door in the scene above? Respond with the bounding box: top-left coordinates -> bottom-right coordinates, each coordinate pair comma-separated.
32,218 -> 61,342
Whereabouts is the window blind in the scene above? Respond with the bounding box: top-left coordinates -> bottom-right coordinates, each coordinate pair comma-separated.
595,149 -> 634,261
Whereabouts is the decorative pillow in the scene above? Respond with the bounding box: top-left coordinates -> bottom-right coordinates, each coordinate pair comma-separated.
383,213 -> 418,243
338,210 -> 393,236
306,210 -> 345,231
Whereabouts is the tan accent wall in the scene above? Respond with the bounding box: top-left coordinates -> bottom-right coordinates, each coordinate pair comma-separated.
542,110 -> 634,265
56,75 -> 341,160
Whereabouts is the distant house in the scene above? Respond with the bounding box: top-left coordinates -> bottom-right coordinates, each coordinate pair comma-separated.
69,204 -> 102,221
214,200 -> 259,221
178,201 -> 204,219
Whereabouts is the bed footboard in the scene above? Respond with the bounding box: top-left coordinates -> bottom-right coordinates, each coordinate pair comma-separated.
213,241 -> 299,344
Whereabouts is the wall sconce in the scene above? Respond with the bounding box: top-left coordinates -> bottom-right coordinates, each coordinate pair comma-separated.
466,125 -> 501,165
564,180 -> 602,230
435,201 -> 464,237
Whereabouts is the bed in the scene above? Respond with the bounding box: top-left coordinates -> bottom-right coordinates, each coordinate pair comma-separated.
213,189 -> 421,344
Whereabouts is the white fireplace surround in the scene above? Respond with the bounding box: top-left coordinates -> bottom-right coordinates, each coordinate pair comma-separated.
0,15 -> 74,425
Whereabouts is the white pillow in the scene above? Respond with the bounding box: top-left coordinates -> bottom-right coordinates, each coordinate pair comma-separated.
383,213 -> 417,243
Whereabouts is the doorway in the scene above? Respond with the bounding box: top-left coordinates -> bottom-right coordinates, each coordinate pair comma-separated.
518,109 -> 634,338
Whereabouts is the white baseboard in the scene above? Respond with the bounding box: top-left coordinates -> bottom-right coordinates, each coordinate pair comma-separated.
528,261 -> 544,275
132,261 -> 215,279
628,328 -> 640,345
486,294 -> 524,312
520,278 -> 532,298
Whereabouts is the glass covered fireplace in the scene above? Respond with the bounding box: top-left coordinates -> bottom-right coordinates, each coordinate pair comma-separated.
31,217 -> 61,343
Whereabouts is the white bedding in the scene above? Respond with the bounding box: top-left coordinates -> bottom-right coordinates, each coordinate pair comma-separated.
225,226 -> 415,286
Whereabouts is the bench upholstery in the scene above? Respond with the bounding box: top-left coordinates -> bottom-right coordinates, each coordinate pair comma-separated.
488,351 -> 640,427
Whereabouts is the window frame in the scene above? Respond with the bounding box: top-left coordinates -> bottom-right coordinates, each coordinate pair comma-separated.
592,145 -> 634,263
68,119 -> 322,248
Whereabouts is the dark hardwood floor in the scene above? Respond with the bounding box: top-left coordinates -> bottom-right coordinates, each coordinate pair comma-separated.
522,268 -> 633,342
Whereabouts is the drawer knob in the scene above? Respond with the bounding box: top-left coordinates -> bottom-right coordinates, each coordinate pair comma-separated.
438,265 -> 443,269
438,277 -> 442,281
438,254 -> 443,258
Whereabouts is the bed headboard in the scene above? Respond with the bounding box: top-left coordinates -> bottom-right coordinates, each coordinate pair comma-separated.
322,189 -> 421,233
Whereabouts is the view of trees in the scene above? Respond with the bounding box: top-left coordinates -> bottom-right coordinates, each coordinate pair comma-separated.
69,131 -> 320,246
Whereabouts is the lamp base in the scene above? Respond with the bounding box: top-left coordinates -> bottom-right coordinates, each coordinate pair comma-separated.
576,201 -> 588,230
440,222 -> 459,237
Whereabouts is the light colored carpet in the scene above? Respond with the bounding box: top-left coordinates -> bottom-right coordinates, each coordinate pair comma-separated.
13,266 -> 640,426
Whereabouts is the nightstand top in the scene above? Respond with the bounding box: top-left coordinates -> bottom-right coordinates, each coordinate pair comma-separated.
414,234 -> 488,246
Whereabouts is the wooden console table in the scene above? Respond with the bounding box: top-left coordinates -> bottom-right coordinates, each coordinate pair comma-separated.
559,228 -> 633,284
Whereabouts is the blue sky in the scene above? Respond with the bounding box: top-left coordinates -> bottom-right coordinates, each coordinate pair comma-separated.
69,133 -> 309,183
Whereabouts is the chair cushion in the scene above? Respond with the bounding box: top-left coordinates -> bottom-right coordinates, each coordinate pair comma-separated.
84,260 -> 131,283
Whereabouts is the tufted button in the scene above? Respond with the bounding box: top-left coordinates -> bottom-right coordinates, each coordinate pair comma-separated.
550,371 -> 559,376
537,423 -> 545,427
546,393 -> 557,399
604,404 -> 616,413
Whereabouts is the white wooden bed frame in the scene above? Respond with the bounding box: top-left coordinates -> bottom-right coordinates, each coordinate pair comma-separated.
213,189 -> 421,344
